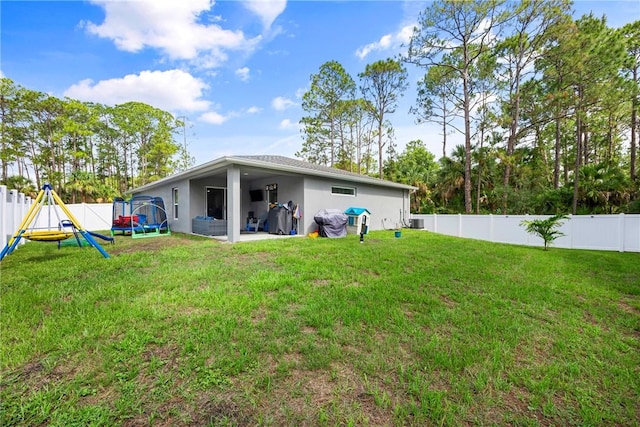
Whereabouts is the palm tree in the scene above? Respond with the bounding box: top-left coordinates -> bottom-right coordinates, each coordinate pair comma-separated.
65,170 -> 97,203
578,163 -> 631,213
435,145 -> 466,212
4,175 -> 37,198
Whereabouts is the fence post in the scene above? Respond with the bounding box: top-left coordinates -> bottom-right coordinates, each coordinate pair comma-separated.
458,213 -> 462,237
19,192 -> 27,246
433,213 -> 438,233
568,214 -> 574,249
0,185 -> 6,249
618,213 -> 625,252
9,190 -> 18,245
489,214 -> 494,243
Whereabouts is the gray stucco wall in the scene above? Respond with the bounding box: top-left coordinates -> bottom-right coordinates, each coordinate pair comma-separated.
132,167 -> 410,237
190,176 -> 226,215
302,177 -> 410,234
182,177 -> 227,233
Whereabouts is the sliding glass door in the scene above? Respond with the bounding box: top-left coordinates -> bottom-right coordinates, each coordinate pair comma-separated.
206,187 -> 226,219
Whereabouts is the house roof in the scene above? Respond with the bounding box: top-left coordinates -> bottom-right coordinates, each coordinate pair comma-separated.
130,155 -> 416,193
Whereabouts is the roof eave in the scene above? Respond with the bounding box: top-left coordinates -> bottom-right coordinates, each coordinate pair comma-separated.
127,156 -> 235,194
227,156 -> 416,190
129,156 -> 416,193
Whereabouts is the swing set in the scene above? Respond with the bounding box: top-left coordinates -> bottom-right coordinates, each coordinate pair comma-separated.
0,184 -> 112,261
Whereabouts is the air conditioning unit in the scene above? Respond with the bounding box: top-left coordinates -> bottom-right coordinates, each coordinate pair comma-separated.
410,218 -> 424,229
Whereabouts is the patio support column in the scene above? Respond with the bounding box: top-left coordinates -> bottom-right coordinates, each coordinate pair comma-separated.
227,165 -> 241,243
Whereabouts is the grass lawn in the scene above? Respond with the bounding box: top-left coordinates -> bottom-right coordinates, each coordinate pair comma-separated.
0,230 -> 638,426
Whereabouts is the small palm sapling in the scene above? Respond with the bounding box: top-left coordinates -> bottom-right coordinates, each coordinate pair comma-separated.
520,214 -> 569,250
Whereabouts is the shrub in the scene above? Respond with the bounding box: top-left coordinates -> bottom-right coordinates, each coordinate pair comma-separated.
520,214 -> 569,251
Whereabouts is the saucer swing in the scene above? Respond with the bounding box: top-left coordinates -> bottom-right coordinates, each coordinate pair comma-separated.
0,184 -> 110,261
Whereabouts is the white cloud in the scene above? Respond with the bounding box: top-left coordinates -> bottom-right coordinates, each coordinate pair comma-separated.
63,69 -> 210,112
278,118 -> 297,130
242,0 -> 287,29
355,24 -> 415,59
295,87 -> 306,99
261,132 -> 303,156
199,105 -> 262,125
83,0 -> 260,67
235,67 -> 251,82
272,96 -> 296,111
199,111 -> 227,125
476,18 -> 493,37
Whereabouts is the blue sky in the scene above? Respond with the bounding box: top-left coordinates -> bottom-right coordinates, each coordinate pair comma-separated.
2,0 -> 639,168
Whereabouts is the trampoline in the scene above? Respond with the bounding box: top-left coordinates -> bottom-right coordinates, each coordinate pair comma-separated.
111,195 -> 170,238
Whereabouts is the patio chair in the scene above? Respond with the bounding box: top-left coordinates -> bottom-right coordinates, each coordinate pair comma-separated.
247,218 -> 260,232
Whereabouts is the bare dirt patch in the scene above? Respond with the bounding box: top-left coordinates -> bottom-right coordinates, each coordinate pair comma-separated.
494,386 -> 533,423
256,362 -> 394,426
440,294 -> 456,308
282,352 -> 303,365
363,268 -> 381,277
109,234 -> 208,256
224,251 -> 280,270
3,353 -> 100,397
192,396 -> 253,426
301,326 -> 317,335
618,298 -> 640,315
404,307 -> 415,319
512,335 -> 553,367
582,310 -> 608,331
250,306 -> 268,325
141,342 -> 181,368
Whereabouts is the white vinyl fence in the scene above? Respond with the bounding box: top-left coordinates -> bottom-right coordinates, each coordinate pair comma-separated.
410,214 -> 640,253
3,185 -> 639,253
1,185 -> 112,250
0,186 -> 32,250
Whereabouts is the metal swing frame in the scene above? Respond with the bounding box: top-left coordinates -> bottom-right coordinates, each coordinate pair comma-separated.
0,184 -> 110,261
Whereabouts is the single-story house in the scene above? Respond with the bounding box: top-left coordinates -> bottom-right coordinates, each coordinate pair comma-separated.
129,155 -> 416,242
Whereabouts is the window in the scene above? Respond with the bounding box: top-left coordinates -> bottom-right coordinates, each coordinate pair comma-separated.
268,189 -> 278,204
172,187 -> 179,219
265,183 -> 278,204
331,186 -> 356,196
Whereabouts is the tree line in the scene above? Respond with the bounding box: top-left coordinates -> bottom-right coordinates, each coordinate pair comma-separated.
2,0 -> 637,215
0,78 -> 191,202
298,0 -> 639,215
